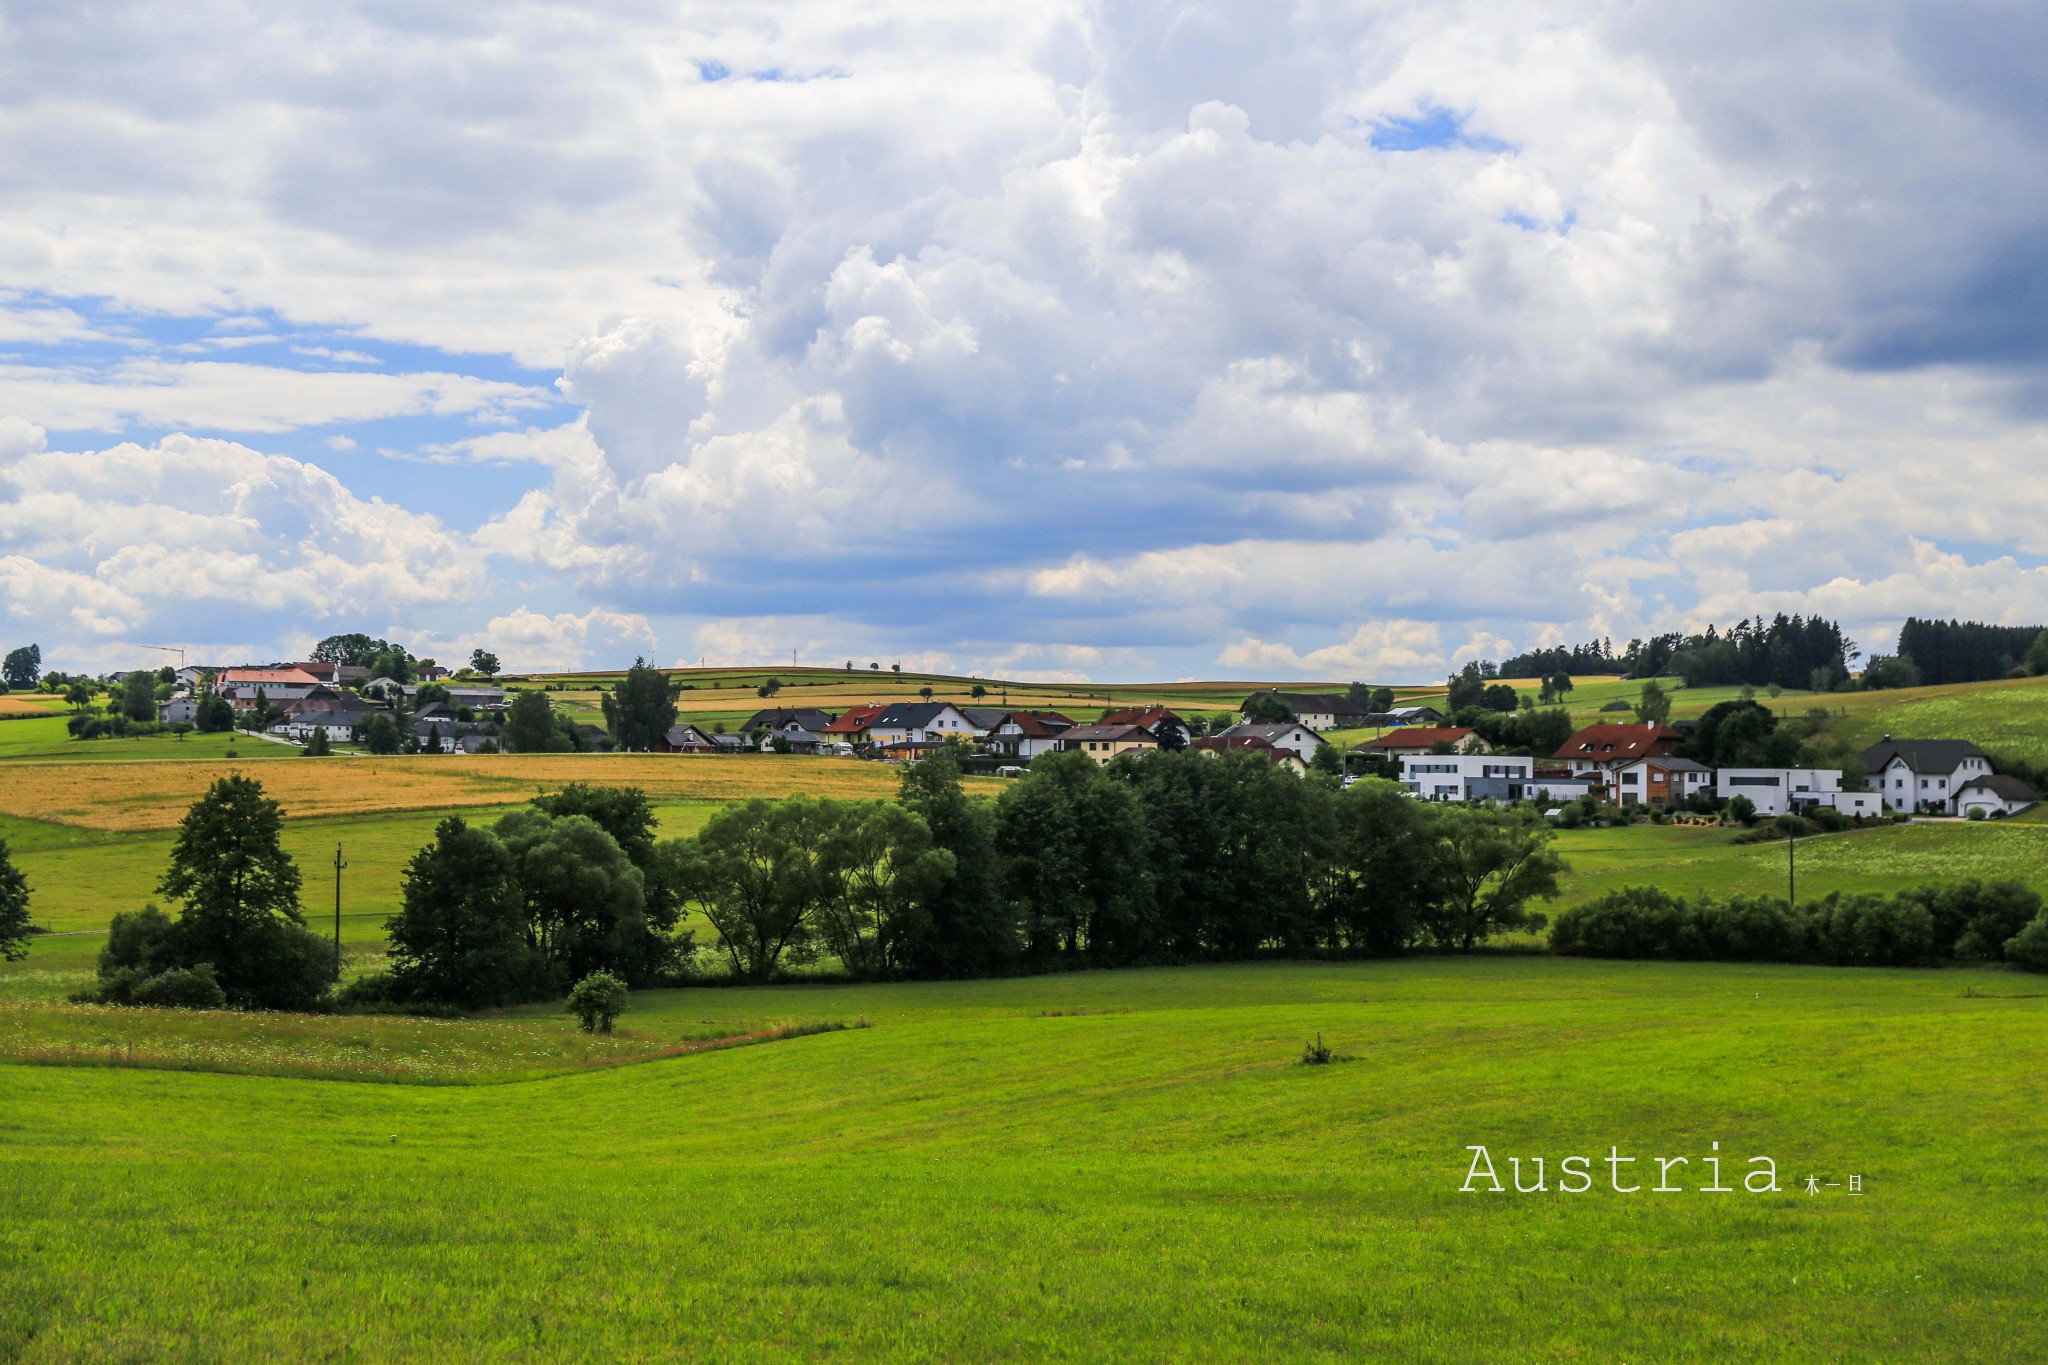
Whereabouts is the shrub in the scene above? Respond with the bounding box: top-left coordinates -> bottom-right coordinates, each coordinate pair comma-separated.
1550,886 -> 1689,958
334,971 -> 404,1007
568,970 -> 629,1033
1300,1032 -> 1333,1065
2005,914 -> 2048,972
1808,893 -> 1936,967
1966,807 -> 1987,821
1726,795 -> 1757,825
130,964 -> 227,1009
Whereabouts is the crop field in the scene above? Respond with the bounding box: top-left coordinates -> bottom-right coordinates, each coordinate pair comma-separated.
1,957 -> 2043,1360
0,752 -> 982,832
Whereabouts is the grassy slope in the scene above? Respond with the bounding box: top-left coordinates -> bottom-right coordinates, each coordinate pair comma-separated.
3,958 -> 2044,1360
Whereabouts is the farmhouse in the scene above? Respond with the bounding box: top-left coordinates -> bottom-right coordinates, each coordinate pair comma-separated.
1239,691 -> 1371,731
280,711 -> 364,742
216,667 -> 323,702
741,707 -> 836,735
1360,705 -> 1445,726
1100,706 -> 1189,745
657,724 -> 733,754
822,703 -> 890,744
1552,723 -> 1681,799
157,695 -> 200,725
1859,738 -> 1995,815
1192,734 -> 1310,774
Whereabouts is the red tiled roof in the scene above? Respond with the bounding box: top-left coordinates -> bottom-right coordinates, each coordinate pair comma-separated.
1552,724 -> 1682,762
1100,706 -> 1181,728
221,668 -> 321,687
822,703 -> 889,735
1365,726 -> 1474,751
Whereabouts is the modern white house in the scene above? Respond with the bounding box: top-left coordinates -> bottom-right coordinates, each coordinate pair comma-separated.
864,702 -> 977,746
1953,775 -> 2038,819
1716,768 -> 1846,818
1400,754 -> 1535,803
1215,720 -> 1322,763
1859,739 -> 1995,815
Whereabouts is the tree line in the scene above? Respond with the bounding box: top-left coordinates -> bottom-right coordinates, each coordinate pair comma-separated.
42,755 -> 1572,1013
1496,615 -> 1856,691
1894,618 -> 2048,686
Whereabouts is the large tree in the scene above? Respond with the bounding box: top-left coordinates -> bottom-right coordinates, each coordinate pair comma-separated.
503,689 -> 557,753
1421,806 -> 1566,952
670,796 -> 840,981
152,775 -> 334,1008
121,669 -> 158,722
815,802 -> 954,977
898,757 -> 1015,976
1316,778 -> 1436,955
386,817 -> 542,1006
530,783 -> 682,975
494,809 -> 648,982
995,751 -> 1154,964
3,644 -> 41,690
0,839 -> 31,962
601,658 -> 679,751
469,648 -> 501,678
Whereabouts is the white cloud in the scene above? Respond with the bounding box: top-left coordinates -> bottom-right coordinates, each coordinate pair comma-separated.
1219,620 -> 1449,681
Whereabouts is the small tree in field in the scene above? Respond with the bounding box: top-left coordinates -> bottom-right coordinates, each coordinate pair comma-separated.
568,971 -> 629,1033
302,726 -> 332,756
0,839 -> 31,961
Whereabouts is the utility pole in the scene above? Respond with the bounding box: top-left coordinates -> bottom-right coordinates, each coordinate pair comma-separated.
332,843 -> 348,974
1787,820 -> 1796,910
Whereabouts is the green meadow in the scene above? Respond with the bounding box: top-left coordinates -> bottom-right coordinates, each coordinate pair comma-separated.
3,958 -> 2045,1360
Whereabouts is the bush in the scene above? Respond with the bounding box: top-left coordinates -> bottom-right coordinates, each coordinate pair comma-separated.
1909,881 -> 2046,961
334,971 -> 404,1006
1808,893 -> 1936,967
130,964 -> 227,1009
2006,914 -> 2048,972
568,970 -> 629,1033
1300,1032 -> 1333,1065
1726,795 -> 1757,825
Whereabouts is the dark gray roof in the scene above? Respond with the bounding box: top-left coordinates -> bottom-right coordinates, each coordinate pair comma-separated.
875,702 -> 957,726
742,707 -> 836,732
962,707 -> 1008,728
291,711 -> 363,730
1221,721 -> 1316,742
1957,774 -> 2037,802
1242,691 -> 1372,717
1860,739 -> 1990,774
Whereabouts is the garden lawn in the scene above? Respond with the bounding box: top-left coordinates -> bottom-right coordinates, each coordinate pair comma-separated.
1,957 -> 2043,1361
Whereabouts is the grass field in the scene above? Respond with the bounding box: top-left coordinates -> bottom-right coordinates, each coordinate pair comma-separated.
2,957 -> 2044,1359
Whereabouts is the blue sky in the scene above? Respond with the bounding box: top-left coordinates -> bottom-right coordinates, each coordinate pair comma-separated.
2,1 -> 2046,681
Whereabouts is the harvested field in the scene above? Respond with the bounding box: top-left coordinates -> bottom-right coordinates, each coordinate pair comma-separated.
0,753 -> 987,832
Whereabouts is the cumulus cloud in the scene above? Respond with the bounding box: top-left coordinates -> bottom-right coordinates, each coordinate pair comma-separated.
0,2 -> 2045,676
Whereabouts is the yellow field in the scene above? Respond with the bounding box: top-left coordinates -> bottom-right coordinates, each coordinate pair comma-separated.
0,695 -> 61,718
0,754 -> 990,832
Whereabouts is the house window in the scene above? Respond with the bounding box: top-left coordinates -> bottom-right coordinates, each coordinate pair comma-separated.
1621,772 -> 1639,784
1728,776 -> 1781,787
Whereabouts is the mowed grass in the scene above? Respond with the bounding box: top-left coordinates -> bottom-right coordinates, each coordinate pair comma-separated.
1,957 -> 2044,1360
1550,813 -> 2048,907
0,714 -> 297,762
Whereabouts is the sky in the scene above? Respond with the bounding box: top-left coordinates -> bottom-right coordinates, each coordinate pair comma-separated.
1,1 -> 2046,683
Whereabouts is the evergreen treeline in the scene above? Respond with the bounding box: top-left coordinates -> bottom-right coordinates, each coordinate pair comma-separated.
1499,614 -> 1855,690
1896,618 -> 2048,685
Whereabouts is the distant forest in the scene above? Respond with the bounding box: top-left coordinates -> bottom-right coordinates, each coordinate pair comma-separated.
1499,615 -> 1857,691
1896,619 -> 2048,685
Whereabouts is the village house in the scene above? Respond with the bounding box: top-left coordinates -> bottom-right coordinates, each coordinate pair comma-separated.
1099,706 -> 1189,746
864,702 -> 976,746
1362,725 -> 1484,760
279,711 -> 364,743
740,707 -> 837,736
656,723 -> 734,754
1610,755 -> 1714,808
1239,691 -> 1372,731
216,667 -> 323,703
1359,705 -> 1445,727
1191,734 -> 1308,774
1715,768 -> 1847,818
1057,723 -> 1159,765
821,703 -> 891,745
1859,738 -> 1996,815
1953,774 -> 2038,818
1214,719 -> 1321,762
1399,754 -> 1535,803
981,710 -> 1075,760
158,695 -> 201,725
1552,723 -> 1682,799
